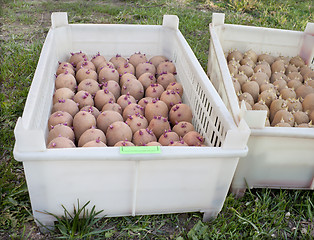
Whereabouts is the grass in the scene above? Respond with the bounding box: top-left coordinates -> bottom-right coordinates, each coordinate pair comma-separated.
0,0 -> 313,239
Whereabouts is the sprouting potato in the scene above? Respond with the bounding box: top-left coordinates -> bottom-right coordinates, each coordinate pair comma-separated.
49,52 -> 207,147
226,50 -> 314,128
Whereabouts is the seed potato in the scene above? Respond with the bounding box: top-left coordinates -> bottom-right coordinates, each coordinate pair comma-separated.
48,52 -> 207,148
227,50 -> 313,128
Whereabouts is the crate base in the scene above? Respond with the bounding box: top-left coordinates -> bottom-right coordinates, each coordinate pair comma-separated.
230,187 -> 247,199
202,210 -> 220,222
35,214 -> 55,234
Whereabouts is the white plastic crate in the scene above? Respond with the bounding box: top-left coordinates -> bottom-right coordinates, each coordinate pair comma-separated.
207,13 -> 314,196
13,12 -> 250,231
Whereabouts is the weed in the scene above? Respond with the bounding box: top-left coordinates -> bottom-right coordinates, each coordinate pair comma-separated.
42,200 -> 109,239
226,0 -> 258,13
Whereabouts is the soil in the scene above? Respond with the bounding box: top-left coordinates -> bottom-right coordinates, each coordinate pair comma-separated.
0,0 -> 132,43
0,222 -> 53,240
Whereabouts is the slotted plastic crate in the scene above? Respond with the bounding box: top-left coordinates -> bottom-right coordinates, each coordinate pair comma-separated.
13,12 -> 250,231
207,12 -> 314,196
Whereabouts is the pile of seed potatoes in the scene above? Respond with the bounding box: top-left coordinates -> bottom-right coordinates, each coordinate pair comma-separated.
227,49 -> 314,127
47,51 -> 206,148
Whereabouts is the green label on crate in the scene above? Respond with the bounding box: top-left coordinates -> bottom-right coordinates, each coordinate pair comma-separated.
120,146 -> 161,154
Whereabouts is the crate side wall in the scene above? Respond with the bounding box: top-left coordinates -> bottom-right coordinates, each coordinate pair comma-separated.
23,160 -> 136,218
69,25 -> 164,60
231,135 -> 314,190
24,156 -> 239,222
219,24 -> 304,58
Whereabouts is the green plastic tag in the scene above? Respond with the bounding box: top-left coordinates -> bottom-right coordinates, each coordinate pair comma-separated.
120,146 -> 161,154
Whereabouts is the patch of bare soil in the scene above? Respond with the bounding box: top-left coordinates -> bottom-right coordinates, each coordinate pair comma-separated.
0,222 -> 53,240
0,0 -> 128,43
1,11 -> 50,43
